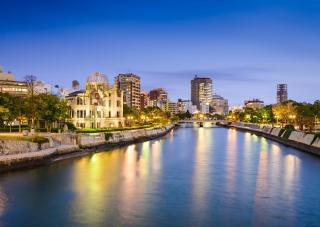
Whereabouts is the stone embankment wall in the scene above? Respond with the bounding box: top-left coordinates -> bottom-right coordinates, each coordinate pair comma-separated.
0,139 -> 50,155
0,125 -> 174,172
0,125 -> 174,156
77,125 -> 174,148
229,122 -> 320,155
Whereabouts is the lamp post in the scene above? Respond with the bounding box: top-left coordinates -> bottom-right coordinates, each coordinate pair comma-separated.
127,115 -> 133,127
275,114 -> 279,126
141,115 -> 146,124
289,114 -> 296,126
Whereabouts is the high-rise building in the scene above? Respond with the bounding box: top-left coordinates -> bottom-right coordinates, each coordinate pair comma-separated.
177,99 -> 198,114
148,88 -> 168,110
34,80 -> 52,94
140,91 -> 149,110
210,95 -> 229,115
191,75 -> 213,109
149,88 -> 168,103
200,102 -> 210,114
277,84 -> 288,103
0,65 -> 14,81
166,101 -> 179,115
115,73 -> 141,109
0,66 -> 28,97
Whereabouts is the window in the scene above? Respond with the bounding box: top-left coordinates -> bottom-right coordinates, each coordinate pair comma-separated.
117,111 -> 120,117
109,111 -> 111,118
77,97 -> 83,105
109,100 -> 111,107
117,100 -> 120,107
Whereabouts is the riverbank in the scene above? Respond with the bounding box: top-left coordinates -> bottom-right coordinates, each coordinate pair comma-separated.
223,122 -> 320,156
0,124 -> 175,173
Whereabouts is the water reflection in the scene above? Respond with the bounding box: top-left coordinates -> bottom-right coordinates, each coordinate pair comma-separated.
0,187 -> 7,217
192,128 -> 213,217
224,128 -> 237,194
252,139 -> 301,225
0,128 -> 320,226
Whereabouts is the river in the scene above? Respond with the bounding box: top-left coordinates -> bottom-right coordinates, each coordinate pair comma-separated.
0,127 -> 320,226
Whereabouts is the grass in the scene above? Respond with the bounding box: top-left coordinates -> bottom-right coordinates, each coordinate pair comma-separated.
0,135 -> 49,144
75,124 -> 154,133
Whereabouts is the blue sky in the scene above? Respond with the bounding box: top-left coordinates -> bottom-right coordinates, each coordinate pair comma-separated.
0,0 -> 319,105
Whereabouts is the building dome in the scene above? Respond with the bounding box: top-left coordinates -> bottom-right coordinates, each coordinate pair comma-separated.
86,72 -> 108,83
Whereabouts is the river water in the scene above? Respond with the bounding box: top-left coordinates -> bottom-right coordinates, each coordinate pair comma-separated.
0,127 -> 320,226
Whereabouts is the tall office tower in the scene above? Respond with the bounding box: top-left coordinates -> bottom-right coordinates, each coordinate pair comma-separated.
191,75 -> 213,109
140,91 -> 149,110
115,73 -> 141,109
277,84 -> 288,103
210,95 -> 229,115
148,88 -> 168,109
149,88 -> 168,102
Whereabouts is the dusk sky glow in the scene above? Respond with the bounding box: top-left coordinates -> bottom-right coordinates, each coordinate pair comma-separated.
0,0 -> 319,105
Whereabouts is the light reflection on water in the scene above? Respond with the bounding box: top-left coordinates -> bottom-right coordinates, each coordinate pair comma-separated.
0,128 -> 320,226
192,128 -> 212,219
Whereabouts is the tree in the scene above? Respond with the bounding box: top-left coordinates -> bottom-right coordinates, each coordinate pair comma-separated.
175,110 -> 192,120
313,100 -> 320,129
272,102 -> 297,126
24,75 -> 37,129
123,104 -> 140,117
296,102 -> 317,131
185,110 -> 192,119
0,93 -> 26,132
38,94 -> 69,132
142,106 -> 168,125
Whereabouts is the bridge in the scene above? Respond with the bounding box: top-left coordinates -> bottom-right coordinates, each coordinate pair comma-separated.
177,119 -> 226,128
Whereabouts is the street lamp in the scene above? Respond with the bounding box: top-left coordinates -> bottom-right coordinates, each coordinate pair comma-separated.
289,114 -> 296,125
127,115 -> 133,127
275,114 -> 279,126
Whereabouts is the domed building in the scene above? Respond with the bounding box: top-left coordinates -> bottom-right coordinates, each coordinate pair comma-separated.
66,72 -> 124,128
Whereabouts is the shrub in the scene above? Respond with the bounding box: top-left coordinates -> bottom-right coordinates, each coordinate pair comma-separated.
66,122 -> 77,131
51,128 -> 59,133
31,136 -> 49,144
282,129 -> 294,139
279,128 -> 285,137
284,124 -> 295,131
311,133 -> 320,145
0,126 -> 29,132
75,125 -> 154,133
104,132 -> 112,141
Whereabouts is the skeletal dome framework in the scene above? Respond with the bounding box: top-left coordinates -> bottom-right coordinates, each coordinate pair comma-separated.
86,72 -> 108,84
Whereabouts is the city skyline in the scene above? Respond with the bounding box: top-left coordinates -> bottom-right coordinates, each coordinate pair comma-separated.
1,0 -> 319,105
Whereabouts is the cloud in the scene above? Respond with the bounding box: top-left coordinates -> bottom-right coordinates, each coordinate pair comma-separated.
137,66 -> 271,83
